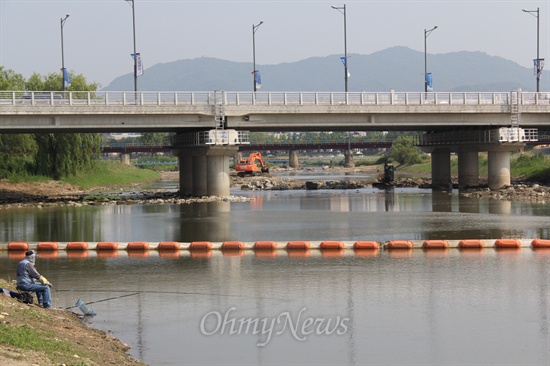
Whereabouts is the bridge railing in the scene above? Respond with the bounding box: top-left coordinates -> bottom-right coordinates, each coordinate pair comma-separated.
2,91 -> 550,106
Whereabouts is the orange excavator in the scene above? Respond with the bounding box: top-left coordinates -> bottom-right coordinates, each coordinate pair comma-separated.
235,152 -> 270,177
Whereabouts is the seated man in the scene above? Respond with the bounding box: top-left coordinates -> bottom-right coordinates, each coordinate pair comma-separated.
16,250 -> 52,308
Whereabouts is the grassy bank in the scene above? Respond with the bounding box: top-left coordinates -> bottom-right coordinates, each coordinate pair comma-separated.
62,161 -> 161,190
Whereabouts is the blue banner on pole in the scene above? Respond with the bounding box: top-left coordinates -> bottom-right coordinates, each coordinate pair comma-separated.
63,68 -> 71,88
426,72 -> 433,91
254,70 -> 262,89
340,57 -> 346,67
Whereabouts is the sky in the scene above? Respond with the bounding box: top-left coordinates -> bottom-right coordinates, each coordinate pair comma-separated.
0,0 -> 548,89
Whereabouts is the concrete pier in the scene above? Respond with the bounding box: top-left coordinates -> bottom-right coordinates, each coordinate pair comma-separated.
431,148 -> 451,189
120,153 -> 131,165
289,150 -> 299,168
457,150 -> 479,188
176,146 -> 238,197
488,150 -> 511,190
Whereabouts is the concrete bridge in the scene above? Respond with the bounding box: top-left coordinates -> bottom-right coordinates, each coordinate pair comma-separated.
1,90 -> 548,195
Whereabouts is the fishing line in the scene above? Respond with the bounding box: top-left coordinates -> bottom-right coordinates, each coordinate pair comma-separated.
64,292 -> 140,310
56,289 -> 288,301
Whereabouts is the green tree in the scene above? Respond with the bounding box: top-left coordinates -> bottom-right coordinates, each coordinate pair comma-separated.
0,67 -> 25,90
389,136 -> 424,165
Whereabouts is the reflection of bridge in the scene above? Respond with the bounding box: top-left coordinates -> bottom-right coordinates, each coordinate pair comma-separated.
2,90 -> 548,195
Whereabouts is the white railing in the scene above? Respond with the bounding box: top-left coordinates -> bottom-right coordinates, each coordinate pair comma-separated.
1,91 -> 550,107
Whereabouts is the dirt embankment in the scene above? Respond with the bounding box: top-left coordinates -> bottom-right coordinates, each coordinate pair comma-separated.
0,280 -> 145,365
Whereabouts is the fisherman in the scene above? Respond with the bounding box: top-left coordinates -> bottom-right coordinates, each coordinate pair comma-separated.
16,250 -> 53,308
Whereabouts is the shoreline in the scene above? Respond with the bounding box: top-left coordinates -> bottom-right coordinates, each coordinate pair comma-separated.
0,168 -> 549,208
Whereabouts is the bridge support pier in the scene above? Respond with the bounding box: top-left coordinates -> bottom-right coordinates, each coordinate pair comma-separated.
176,146 -> 238,197
120,153 -> 131,165
457,151 -> 479,188
431,148 -> 451,189
343,150 -> 355,168
488,150 -> 511,190
289,150 -> 299,169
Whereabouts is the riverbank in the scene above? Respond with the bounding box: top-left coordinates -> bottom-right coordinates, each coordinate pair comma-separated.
0,280 -> 145,365
1,166 -> 549,208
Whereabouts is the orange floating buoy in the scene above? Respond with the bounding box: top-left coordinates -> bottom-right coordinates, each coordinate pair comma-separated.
126,242 -> 149,251
253,241 -> 278,250
254,250 -> 277,258
157,242 -> 180,251
189,242 -> 212,251
531,239 -> 550,248
67,251 -> 89,259
494,239 -> 521,249
158,249 -> 181,259
353,241 -> 379,250
96,242 -> 118,251
320,241 -> 344,250
287,249 -> 310,258
321,249 -> 345,258
191,250 -> 212,259
386,240 -> 413,250
66,242 -> 88,251
8,242 -> 29,251
97,250 -> 118,258
221,241 -> 245,250
354,248 -> 379,257
37,242 -> 59,251
458,239 -> 485,249
286,241 -> 310,250
422,240 -> 449,250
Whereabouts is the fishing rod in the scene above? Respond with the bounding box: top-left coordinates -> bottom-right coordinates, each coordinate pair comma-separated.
56,289 -> 288,301
64,292 -> 140,310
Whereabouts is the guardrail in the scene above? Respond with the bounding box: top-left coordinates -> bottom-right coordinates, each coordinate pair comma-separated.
2,91 -> 550,106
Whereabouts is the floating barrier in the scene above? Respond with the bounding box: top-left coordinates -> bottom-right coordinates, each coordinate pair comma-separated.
353,241 -> 379,250
96,242 -> 119,251
189,242 -> 212,251
422,240 -> 449,250
458,239 -> 485,249
2,239 -> 550,258
531,239 -> 550,248
253,241 -> 278,250
37,242 -> 59,251
221,241 -> 245,251
157,242 -> 180,251
126,242 -> 149,251
494,239 -> 521,249
66,242 -> 88,251
320,241 -> 344,250
286,241 -> 310,250
8,242 -> 29,251
386,240 -> 414,250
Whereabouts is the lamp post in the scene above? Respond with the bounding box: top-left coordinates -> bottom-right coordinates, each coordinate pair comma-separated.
522,8 -> 541,92
60,14 -> 70,92
331,4 -> 348,92
125,0 -> 138,93
424,25 -> 438,92
252,21 -> 263,92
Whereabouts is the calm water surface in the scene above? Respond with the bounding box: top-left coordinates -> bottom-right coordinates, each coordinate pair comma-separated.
0,186 -> 549,365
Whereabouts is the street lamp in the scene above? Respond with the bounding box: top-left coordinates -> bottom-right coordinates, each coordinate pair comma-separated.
331,4 -> 348,92
60,14 -> 70,92
125,0 -> 138,93
252,21 -> 263,92
424,25 -> 438,92
522,8 -> 542,92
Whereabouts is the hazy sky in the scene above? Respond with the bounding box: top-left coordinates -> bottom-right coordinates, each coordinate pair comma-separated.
0,0 -> 548,88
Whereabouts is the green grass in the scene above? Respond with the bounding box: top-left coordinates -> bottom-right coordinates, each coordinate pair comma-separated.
62,160 -> 161,190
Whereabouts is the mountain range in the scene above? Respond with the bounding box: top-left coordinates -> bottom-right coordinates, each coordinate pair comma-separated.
102,46 -> 537,92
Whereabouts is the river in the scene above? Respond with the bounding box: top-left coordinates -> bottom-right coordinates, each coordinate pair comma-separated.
0,178 -> 549,365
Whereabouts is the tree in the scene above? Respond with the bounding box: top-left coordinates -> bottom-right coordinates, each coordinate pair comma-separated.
0,67 -> 102,179
389,136 -> 424,165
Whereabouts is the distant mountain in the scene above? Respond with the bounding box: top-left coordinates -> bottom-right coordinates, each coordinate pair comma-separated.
102,46 -> 535,92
